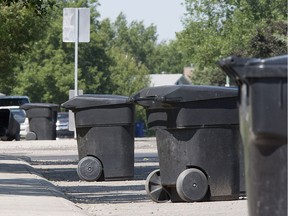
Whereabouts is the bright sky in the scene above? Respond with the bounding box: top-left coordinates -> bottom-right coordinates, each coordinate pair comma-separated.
97,0 -> 186,42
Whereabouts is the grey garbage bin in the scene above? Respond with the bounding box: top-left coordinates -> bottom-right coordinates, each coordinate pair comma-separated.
20,103 -> 58,140
0,109 -> 20,141
62,94 -> 135,181
132,85 -> 243,202
219,55 -> 287,216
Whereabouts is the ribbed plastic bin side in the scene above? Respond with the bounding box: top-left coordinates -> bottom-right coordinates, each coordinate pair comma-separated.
219,55 -> 287,216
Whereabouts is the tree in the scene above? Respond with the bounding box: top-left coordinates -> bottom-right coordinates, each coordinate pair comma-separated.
236,20 -> 287,57
108,47 -> 150,96
112,13 -> 158,72
0,0 -> 56,94
13,0 -> 112,103
177,0 -> 287,85
151,40 -> 187,74
2,0 -> 56,16
13,1 -> 152,104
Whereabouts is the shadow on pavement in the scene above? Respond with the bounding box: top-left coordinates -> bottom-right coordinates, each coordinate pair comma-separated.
31,157 -> 159,182
0,177 -> 64,197
60,184 -> 150,204
26,155 -> 159,203
30,160 -> 80,182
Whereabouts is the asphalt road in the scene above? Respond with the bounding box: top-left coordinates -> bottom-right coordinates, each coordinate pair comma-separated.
0,138 -> 248,216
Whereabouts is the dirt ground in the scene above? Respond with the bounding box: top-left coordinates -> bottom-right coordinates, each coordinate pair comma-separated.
0,138 -> 248,216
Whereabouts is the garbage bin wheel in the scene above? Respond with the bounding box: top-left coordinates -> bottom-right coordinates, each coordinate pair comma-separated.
26,131 -> 37,140
145,169 -> 170,203
176,168 -> 208,202
77,156 -> 103,182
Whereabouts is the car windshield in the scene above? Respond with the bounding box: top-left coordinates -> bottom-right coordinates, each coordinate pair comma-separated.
0,98 -> 29,106
57,112 -> 68,120
10,108 -> 26,123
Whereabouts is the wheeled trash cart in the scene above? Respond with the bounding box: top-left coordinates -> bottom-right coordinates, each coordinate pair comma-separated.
219,55 -> 287,216
62,94 -> 135,181
20,103 -> 58,140
133,85 -> 243,202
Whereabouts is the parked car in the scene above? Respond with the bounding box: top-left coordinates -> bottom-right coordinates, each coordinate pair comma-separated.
0,96 -> 30,106
0,107 -> 29,139
0,96 -> 30,139
56,112 -> 74,138
9,107 -> 29,138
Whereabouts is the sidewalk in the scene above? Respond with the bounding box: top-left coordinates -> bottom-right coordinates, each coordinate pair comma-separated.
0,155 -> 88,216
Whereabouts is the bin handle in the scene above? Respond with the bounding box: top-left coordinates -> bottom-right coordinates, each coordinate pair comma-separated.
133,96 -> 182,103
133,96 -> 157,102
159,97 -> 182,103
218,57 -> 240,84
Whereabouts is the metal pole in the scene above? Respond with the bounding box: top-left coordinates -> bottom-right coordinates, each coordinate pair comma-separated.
73,8 -> 79,139
74,8 -> 79,97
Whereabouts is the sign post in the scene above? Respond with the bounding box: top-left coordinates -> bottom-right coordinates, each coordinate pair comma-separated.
63,8 -> 90,97
74,9 -> 79,96
63,8 -> 90,136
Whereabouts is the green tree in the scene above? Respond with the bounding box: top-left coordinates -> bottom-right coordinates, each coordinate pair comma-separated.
0,0 -> 56,94
13,0 -> 112,103
112,13 -> 158,72
13,1 -> 152,104
110,13 -> 187,75
2,0 -> 56,16
108,47 -> 150,96
152,40 -> 187,74
178,0 -> 287,85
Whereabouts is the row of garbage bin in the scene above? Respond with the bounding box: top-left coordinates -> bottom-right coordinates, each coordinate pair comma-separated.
0,103 -> 58,141
63,55 -> 286,216
0,55 -> 286,216
68,55 -> 287,216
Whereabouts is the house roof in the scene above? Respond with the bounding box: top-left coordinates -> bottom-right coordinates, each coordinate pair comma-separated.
149,73 -> 192,86
150,74 -> 183,87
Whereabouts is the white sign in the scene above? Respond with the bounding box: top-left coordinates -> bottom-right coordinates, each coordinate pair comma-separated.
63,8 -> 90,99
63,8 -> 90,42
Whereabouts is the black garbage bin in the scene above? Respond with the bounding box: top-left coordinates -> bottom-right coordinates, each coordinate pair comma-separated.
133,85 -> 243,202
20,103 -> 58,140
62,94 -> 135,181
219,55 -> 287,216
0,109 -> 20,141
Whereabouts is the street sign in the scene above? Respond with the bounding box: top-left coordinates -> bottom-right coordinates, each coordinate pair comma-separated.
63,8 -> 90,98
63,8 -> 90,42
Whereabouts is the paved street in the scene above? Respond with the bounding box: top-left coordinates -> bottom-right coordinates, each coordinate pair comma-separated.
0,138 -> 248,216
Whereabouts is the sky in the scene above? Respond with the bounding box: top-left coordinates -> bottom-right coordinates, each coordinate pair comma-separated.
97,0 -> 186,42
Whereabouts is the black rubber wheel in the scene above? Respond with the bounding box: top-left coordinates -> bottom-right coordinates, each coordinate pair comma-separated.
176,168 -> 208,202
77,156 -> 103,181
26,131 -> 37,140
145,169 -> 170,203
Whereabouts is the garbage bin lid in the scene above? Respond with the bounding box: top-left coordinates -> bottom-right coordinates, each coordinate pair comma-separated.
61,94 -> 132,110
21,103 -> 59,110
218,55 -> 287,85
132,85 -> 238,104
